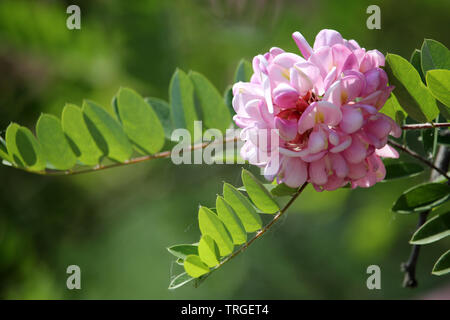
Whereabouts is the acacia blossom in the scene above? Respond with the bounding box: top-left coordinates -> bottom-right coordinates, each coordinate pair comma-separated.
233,29 -> 401,191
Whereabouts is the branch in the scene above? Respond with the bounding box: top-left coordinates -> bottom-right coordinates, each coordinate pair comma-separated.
401,210 -> 430,288
197,182 -> 309,284
401,146 -> 450,288
401,122 -> 450,130
30,136 -> 239,176
388,140 -> 450,181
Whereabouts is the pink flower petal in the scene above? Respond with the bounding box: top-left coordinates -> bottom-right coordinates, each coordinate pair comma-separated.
292,31 -> 313,59
340,106 -> 363,134
342,135 -> 367,164
273,83 -> 299,109
280,157 -> 308,188
375,144 -> 399,159
313,29 -> 344,50
309,157 -> 328,185
275,117 -> 298,141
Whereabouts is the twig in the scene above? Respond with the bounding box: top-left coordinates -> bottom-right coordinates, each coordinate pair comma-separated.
401,123 -> 450,130
400,146 -> 450,288
388,140 -> 450,181
401,210 -> 430,288
198,182 -> 309,284
28,136 -> 239,176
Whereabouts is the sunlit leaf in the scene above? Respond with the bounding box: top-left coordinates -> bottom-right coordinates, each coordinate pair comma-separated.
82,100 -> 133,163
62,104 -> 104,166
242,169 -> 279,214
410,211 -> 450,245
392,183 -> 450,214
6,123 -> 46,171
426,69 -> 450,111
189,71 -> 231,133
420,39 -> 450,74
410,49 -> 425,83
270,183 -> 299,197
385,53 -> 439,122
167,244 -> 198,260
184,255 -> 209,278
216,196 -> 246,245
223,183 -> 262,233
116,87 -> 165,155
380,94 -> 406,126
36,114 -> 77,170
145,97 -> 174,139
198,235 -> 220,267
432,250 -> 450,276
198,206 -> 234,256
0,136 -> 13,163
169,69 -> 198,138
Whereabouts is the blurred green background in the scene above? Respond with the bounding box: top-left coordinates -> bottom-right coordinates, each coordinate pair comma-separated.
0,0 -> 449,299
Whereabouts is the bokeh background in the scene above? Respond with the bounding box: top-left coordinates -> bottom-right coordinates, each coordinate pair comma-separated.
0,0 -> 449,299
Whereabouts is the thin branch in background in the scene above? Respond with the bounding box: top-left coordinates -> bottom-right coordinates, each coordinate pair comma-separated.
197,182 -> 309,284
28,136 -> 239,177
388,140 -> 450,181
401,122 -> 450,130
401,146 -> 450,288
401,210 -> 430,288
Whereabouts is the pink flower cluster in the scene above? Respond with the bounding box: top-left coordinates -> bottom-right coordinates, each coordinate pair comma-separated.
233,29 -> 402,191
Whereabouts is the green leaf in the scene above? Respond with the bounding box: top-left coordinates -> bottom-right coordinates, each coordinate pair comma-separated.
224,86 -> 234,116
189,71 -> 231,133
82,100 -> 133,163
5,123 -> 23,167
36,114 -> 77,170
410,49 -> 425,82
168,272 -> 195,290
385,53 -> 439,122
420,39 -> 450,74
167,244 -> 198,260
223,183 -> 262,233
380,94 -> 406,126
383,159 -> 424,181
6,123 -> 46,171
198,206 -> 234,256
116,87 -> 165,155
432,250 -> 450,276
241,169 -> 279,214
62,104 -> 104,166
145,97 -> 174,140
176,258 -> 184,266
169,69 -> 198,138
0,136 -> 13,163
234,59 -> 253,82
410,211 -> 450,245
184,255 -> 209,278
216,196 -> 247,245
426,69 -> 450,111
270,183 -> 299,197
392,183 -> 450,214
198,235 -> 220,267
